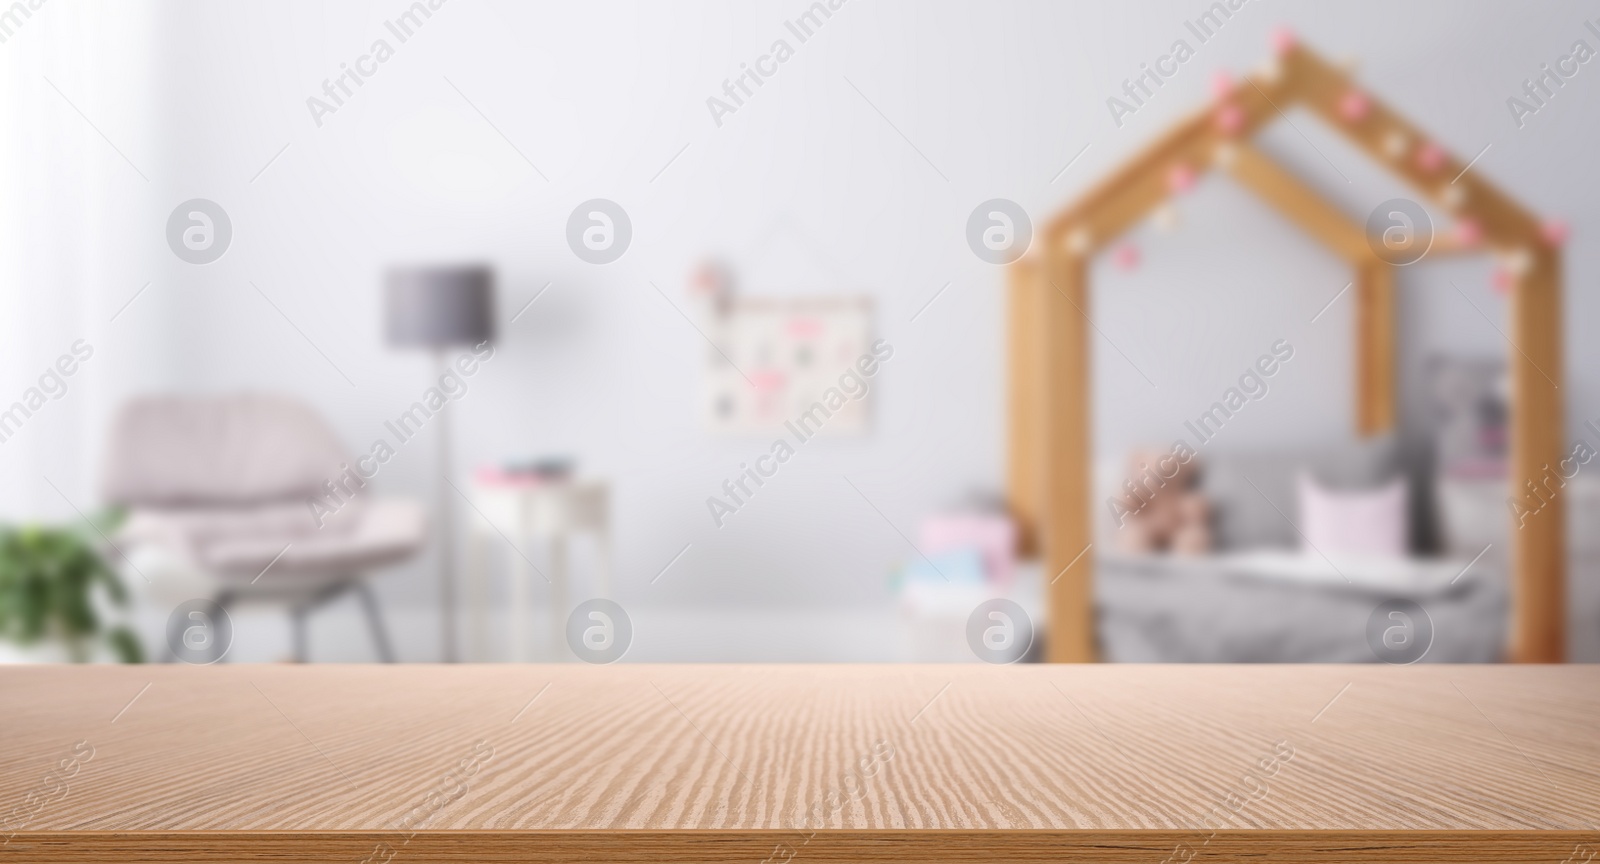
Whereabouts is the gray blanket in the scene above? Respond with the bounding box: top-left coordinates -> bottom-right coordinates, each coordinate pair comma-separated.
1095,553 -> 1507,662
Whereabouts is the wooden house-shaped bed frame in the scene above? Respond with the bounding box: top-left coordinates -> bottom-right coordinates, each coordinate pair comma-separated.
1008,39 -> 1566,663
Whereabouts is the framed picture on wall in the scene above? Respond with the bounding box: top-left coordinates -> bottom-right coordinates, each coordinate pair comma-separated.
703,297 -> 873,435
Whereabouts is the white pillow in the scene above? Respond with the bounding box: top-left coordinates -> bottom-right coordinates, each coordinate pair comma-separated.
1296,472 -> 1407,559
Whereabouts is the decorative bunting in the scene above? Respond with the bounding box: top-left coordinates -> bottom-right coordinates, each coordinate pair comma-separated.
1338,90 -> 1371,122
1113,244 -> 1141,271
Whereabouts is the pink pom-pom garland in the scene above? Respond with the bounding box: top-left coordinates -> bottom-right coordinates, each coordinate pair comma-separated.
1113,243 -> 1141,271
1271,26 -> 1296,56
1167,164 -> 1198,194
1416,142 -> 1446,174
1215,102 -> 1246,135
1210,70 -> 1234,99
1541,219 -> 1569,247
1338,90 -> 1371,122
1492,267 -> 1515,295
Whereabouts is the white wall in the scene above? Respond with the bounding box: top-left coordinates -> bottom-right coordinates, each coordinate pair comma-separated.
3,1 -> 1598,639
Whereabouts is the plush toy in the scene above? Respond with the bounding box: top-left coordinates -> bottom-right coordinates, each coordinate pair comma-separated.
1112,449 -> 1212,556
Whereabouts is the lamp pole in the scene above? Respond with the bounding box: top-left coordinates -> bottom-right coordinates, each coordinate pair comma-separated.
437,349 -> 457,663
383,264 -> 493,664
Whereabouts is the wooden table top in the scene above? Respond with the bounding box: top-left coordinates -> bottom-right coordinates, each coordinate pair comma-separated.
3,664 -> 1597,862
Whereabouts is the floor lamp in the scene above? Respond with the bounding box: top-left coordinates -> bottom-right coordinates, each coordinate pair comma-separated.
385,265 -> 495,663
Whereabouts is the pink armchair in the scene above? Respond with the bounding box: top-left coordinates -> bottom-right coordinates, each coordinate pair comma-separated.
102,393 -> 426,662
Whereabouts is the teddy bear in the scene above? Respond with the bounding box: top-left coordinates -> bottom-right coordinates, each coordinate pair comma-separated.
1112,448 -> 1212,556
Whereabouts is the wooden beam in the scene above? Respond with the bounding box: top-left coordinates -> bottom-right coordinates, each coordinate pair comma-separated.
1043,107 -> 1211,250
1007,257 -> 1044,557
1226,144 -> 1371,262
1041,252 -> 1096,662
1228,142 -> 1397,436
1508,250 -> 1566,662
1355,261 -> 1396,435
1044,70 -> 1294,253
1285,46 -> 1542,246
1225,144 -> 1398,437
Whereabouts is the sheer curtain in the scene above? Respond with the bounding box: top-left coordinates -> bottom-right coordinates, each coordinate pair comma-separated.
0,1 -> 162,521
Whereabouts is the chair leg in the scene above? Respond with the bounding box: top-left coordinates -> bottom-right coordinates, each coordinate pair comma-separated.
213,590 -> 236,664
355,581 -> 397,663
289,603 -> 310,663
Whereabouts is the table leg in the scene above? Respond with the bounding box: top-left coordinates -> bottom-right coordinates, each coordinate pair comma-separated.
511,498 -> 532,663
549,535 -> 567,661
594,527 -> 612,601
466,529 -> 489,663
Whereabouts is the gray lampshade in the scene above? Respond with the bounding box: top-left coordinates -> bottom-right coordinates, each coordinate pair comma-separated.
385,265 -> 495,347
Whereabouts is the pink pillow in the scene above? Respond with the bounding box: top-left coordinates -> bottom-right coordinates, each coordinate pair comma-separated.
918,513 -> 1017,583
1296,472 -> 1407,558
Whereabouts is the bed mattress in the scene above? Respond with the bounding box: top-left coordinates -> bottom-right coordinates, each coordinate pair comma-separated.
1095,550 -> 1506,662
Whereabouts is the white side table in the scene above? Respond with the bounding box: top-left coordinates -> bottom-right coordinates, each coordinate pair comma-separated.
463,478 -> 611,662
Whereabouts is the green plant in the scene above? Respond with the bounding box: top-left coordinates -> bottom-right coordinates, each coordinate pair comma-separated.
0,514 -> 143,663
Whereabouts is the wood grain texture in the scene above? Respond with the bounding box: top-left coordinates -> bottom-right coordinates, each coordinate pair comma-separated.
1224,144 -> 1370,263
1509,250 -> 1567,662
2,665 -> 1596,861
1355,260 -> 1396,437
1006,257 -> 1045,558
1040,254 -> 1095,662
